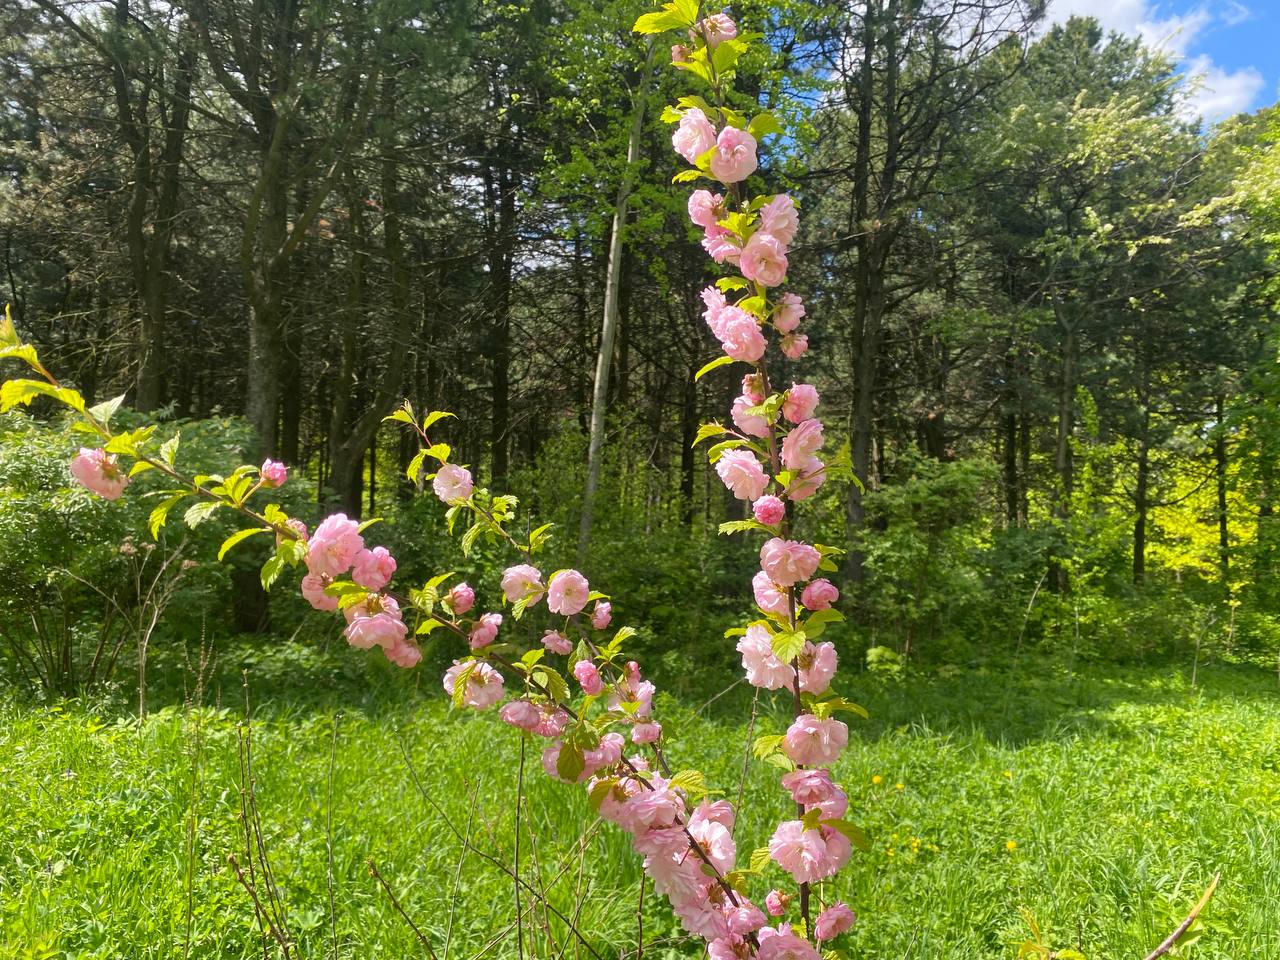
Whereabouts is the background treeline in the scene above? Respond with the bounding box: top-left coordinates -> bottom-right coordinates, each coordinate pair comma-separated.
2,0 -> 1279,695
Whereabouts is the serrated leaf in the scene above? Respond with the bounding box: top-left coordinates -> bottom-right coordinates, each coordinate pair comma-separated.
421,410 -> 455,431
183,500 -> 221,528
771,628 -> 807,664
159,434 -> 180,466
694,355 -> 735,381
406,449 -> 427,483
764,753 -> 796,771
87,393 -> 126,426
148,493 -> 187,539
753,734 -> 785,760
719,519 -> 767,536
669,769 -> 707,798
528,522 -> 554,554
705,438 -> 748,464
128,461 -> 155,477
218,526 -> 269,561
532,665 -> 569,703
692,423 -> 728,447
822,818 -> 870,851
748,112 -> 785,140
672,168 -> 704,183
556,741 -> 585,781
749,846 -> 772,873
425,442 -> 450,463
259,554 -> 284,591
460,521 -> 485,556
382,405 -> 416,425
451,662 -> 476,708
0,379 -> 85,413
357,517 -> 383,534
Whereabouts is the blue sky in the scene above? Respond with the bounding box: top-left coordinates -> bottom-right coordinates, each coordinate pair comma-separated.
1045,0 -> 1278,121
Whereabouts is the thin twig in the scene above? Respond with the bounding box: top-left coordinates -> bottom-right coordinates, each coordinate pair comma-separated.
367,859 -> 440,960
1141,874 -> 1219,960
326,714 -> 342,960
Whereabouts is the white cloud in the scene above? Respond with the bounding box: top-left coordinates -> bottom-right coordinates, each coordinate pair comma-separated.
1181,54 -> 1266,121
1041,0 -> 1266,121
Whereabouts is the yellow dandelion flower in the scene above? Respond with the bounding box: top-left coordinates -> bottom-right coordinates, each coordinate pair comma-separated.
1005,840 -> 1018,852
1003,770 -> 1012,779
895,782 -> 904,790
872,775 -> 883,785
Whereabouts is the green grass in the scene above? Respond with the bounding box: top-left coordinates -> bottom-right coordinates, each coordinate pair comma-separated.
1,653 -> 1278,959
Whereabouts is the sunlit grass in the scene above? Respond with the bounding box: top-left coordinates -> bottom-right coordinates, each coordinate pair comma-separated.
1,657 -> 1277,959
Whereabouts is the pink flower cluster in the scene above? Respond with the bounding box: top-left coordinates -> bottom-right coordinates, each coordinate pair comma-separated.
296,512 -> 420,668
70,447 -> 130,500
667,12 -> 858,950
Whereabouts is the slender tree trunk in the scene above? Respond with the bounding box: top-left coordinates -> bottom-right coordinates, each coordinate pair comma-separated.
1133,405 -> 1150,585
1052,308 -> 1076,593
578,40 -> 656,560
1215,394 -> 1230,587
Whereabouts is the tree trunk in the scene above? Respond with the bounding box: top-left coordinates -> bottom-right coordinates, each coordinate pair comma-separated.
1133,404 -> 1150,585
578,40 -> 656,560
1215,394 -> 1230,587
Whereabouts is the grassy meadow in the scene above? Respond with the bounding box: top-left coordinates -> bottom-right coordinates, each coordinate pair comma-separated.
2,645 -> 1278,960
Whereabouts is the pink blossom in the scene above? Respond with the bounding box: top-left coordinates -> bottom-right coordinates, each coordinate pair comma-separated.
709,936 -> 752,960
815,785 -> 849,820
727,903 -> 767,935
671,43 -> 690,64
717,308 -> 766,362
741,373 -> 765,404
693,12 -> 737,47
759,537 -> 820,586
536,705 -> 571,738
443,659 -> 504,710
542,630 -> 572,655
780,768 -> 838,807
814,903 -> 857,941
768,821 -> 830,886
609,662 -> 654,716
573,659 -> 604,695
751,570 -> 791,617
736,624 -> 793,689
710,127 -> 758,184
773,293 -> 805,333
616,776 -> 684,833
583,732 -> 625,775
385,639 -> 422,668
673,107 -> 717,165
752,495 -> 785,526
783,384 -> 819,424
351,546 -> 396,591
690,799 -> 737,832
445,582 -> 475,614
798,640 -> 838,694
70,448 -> 129,500
780,418 -> 824,470
688,815 -> 736,874
715,449 -> 768,501
500,563 -> 544,604
759,194 -> 799,246
632,721 -> 662,744
344,604 -> 407,651
591,600 -> 612,630
306,514 -> 364,577
764,890 -> 789,916
688,189 -> 723,229
702,286 -> 729,337
300,573 -> 338,612
547,569 -> 591,615
343,592 -> 400,624
432,463 -> 473,503
702,225 -> 742,264
757,922 -> 821,960
740,232 -> 788,288
260,458 -> 287,488
731,395 -> 770,438
783,714 -> 848,766
787,456 -> 826,501
469,612 -> 502,649
781,333 -> 808,358
500,699 -> 542,732
800,578 -> 838,610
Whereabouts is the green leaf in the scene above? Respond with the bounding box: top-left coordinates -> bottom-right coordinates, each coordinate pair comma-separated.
451,662 -> 477,708
0,379 -> 85,413
421,410 -> 455,432
260,554 -> 284,591
533,665 -> 569,703
822,818 -> 870,851
460,520 -> 485,556
764,753 -> 796,771
716,276 -> 750,292
693,423 -> 728,447
183,501 -> 221,528
528,522 -> 554,554
632,0 -> 695,34
425,442 -> 451,463
705,438 -> 748,464
771,628 -> 807,664
753,733 -> 785,760
416,618 -> 447,635
748,112 -> 785,140
148,493 -> 187,539
357,517 -> 383,534
556,742 -> 585,782
159,434 -> 180,466
128,461 -> 155,478
87,393 -> 126,426
694,356 -> 735,382
672,168 -> 704,184
382,403 -> 416,426
406,450 -> 427,483
218,527 -> 269,561
660,104 -> 683,124
669,769 -> 707,798
719,519 -> 768,536
749,846 -> 772,873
